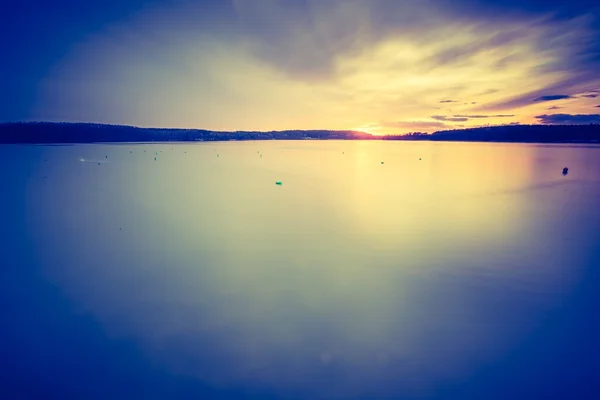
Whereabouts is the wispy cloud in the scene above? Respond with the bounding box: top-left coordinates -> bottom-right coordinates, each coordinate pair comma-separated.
548,106 -> 562,110
452,114 -> 514,118
431,114 -> 514,121
431,115 -> 468,122
536,113 -> 600,124
439,100 -> 457,103
379,120 -> 450,130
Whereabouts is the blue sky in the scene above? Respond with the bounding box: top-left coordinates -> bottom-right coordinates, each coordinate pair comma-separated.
2,0 -> 600,134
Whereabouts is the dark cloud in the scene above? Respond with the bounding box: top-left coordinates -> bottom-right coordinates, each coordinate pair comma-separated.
431,114 -> 514,122
581,94 -> 599,98
533,95 -> 573,102
596,105 -> 600,108
548,106 -> 562,110
535,113 -> 600,124
436,0 -> 600,21
439,100 -> 457,103
477,70 -> 600,112
452,114 -> 514,118
431,115 -> 468,121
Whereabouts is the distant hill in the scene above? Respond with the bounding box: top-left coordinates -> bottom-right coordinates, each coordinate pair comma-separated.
386,124 -> 600,143
1,121 -> 600,144
0,122 -> 374,144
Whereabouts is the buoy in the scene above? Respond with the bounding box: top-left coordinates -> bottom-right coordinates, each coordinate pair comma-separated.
419,158 -> 422,160
381,161 -> 384,164
275,181 -> 282,185
562,167 -> 569,175
154,157 -> 156,161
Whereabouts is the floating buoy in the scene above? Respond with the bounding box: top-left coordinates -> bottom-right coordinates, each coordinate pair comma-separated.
275,181 -> 282,185
562,167 -> 569,176
381,161 -> 384,164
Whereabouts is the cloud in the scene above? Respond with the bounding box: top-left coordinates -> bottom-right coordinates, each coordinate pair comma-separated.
581,94 -> 599,98
452,114 -> 514,118
535,113 -> 600,124
533,95 -> 573,102
431,115 -> 468,122
430,114 -> 514,122
379,120 -> 450,130
31,0 -> 600,131
426,27 -> 527,68
548,106 -> 562,110
596,105 -> 600,108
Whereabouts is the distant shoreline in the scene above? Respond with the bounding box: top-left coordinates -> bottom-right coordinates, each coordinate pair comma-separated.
6,140 -> 600,148
2,122 -> 600,145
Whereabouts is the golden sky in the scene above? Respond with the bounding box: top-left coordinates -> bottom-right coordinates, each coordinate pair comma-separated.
33,0 -> 600,135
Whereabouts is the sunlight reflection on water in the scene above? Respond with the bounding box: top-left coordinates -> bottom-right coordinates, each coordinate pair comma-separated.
3,140 -> 599,399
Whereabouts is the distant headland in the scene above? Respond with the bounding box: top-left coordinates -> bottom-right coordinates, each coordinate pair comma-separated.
1,122 -> 600,144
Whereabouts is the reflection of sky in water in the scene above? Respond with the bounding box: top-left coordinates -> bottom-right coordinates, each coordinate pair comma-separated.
3,141 -> 600,398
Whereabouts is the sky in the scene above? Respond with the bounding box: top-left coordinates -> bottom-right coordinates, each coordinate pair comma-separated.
2,0 -> 600,135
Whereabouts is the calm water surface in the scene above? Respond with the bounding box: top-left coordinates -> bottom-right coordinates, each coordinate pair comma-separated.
1,140 -> 599,399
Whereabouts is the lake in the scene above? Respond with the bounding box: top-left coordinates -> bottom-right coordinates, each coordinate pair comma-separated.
1,140 -> 599,399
